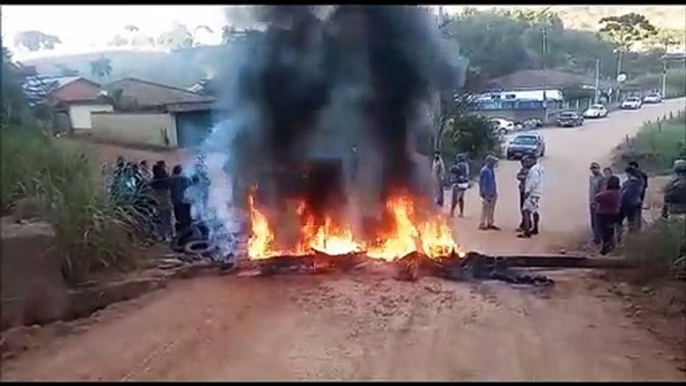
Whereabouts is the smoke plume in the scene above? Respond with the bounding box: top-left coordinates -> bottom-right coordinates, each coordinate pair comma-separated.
188,5 -> 465,256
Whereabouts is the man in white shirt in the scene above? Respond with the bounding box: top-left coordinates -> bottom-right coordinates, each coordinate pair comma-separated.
518,155 -> 544,238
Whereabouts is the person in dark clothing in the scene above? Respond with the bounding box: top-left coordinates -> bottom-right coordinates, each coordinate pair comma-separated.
594,175 -> 621,255
627,160 -> 648,230
170,165 -> 192,233
150,162 -> 173,241
618,167 -> 645,242
516,157 -> 531,231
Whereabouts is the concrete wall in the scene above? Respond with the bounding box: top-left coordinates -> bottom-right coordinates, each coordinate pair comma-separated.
92,112 -> 178,148
479,108 -> 567,125
68,104 -> 113,130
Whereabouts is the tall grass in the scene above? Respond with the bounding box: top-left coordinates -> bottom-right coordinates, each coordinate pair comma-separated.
613,110 -> 686,174
624,217 -> 686,281
1,127 -> 140,284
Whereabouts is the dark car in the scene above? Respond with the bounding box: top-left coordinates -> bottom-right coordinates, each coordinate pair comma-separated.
556,111 -> 584,127
506,134 -> 546,160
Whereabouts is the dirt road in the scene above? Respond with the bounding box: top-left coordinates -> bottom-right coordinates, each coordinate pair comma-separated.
3,99 -> 685,381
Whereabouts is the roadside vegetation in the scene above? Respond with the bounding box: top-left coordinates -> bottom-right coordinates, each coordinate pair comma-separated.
1,49 -> 142,285
613,109 -> 686,174
613,110 -> 686,281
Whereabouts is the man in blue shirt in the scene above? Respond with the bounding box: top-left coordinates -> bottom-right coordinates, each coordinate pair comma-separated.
478,154 -> 500,230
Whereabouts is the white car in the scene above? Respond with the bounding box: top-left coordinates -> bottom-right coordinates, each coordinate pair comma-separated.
583,104 -> 609,119
620,97 -> 642,110
490,118 -> 516,135
643,93 -> 662,104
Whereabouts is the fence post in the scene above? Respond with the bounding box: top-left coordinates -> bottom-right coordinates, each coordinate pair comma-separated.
658,121 -> 662,132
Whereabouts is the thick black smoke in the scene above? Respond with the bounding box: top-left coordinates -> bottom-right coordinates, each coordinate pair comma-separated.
233,6 -> 458,198
193,6 -> 463,250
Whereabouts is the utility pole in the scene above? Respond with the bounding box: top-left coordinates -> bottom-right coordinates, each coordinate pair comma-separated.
616,48 -> 623,103
661,55 -> 667,98
594,58 -> 600,104
541,26 -> 548,123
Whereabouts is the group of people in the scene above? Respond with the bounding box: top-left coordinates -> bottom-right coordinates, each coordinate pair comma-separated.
109,157 -> 195,242
588,160 -> 648,255
432,152 -> 545,238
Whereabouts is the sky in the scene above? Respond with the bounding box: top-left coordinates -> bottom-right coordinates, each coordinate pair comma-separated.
1,5 -> 227,59
0,5 -> 612,61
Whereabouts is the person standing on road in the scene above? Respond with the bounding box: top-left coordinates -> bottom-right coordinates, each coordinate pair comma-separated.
431,152 -> 446,207
170,165 -> 192,233
478,155 -> 500,231
516,157 -> 532,231
449,153 -> 470,218
594,175 -> 622,255
618,166 -> 645,240
518,155 -> 544,238
628,160 -> 648,230
151,161 -> 173,242
662,159 -> 686,219
588,162 -> 605,245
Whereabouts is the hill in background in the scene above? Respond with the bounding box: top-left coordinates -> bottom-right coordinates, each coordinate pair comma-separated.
553,6 -> 686,31
19,46 -> 228,89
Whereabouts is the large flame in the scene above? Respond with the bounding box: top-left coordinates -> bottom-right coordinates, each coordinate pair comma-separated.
366,195 -> 419,261
247,192 -> 461,260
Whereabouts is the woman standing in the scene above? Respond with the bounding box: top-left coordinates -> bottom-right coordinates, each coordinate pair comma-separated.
594,175 -> 621,255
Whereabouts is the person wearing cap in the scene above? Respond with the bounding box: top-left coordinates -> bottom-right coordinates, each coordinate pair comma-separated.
662,159 -> 686,219
478,154 -> 500,230
588,162 -> 605,245
518,154 -> 544,238
449,153 -> 470,217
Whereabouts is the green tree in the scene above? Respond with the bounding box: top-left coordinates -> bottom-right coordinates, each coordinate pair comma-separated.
14,31 -> 62,51
1,48 -> 31,125
599,13 -> 658,77
157,22 -> 193,49
443,12 -> 532,81
89,56 -> 113,78
648,27 -> 683,53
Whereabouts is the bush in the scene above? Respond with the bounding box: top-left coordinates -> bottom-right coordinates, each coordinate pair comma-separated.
627,67 -> 686,99
1,127 -> 141,284
613,110 -> 686,174
623,217 -> 685,280
441,114 -> 501,177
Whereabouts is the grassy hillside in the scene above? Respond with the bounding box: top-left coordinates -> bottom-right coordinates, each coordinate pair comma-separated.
19,46 -> 228,88
554,6 -> 686,31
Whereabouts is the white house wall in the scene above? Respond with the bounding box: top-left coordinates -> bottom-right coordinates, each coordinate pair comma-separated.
91,112 -> 178,148
68,104 -> 113,130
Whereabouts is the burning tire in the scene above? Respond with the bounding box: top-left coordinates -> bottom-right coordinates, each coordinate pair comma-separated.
183,240 -> 218,256
171,222 -> 210,253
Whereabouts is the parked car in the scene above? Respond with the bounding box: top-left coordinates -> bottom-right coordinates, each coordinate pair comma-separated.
642,93 -> 662,104
620,96 -> 642,110
506,133 -> 546,160
556,111 -> 584,127
490,118 -> 516,135
583,104 -> 609,119
523,118 -> 543,128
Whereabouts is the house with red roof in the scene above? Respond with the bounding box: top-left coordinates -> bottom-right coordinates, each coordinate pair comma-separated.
90,77 -> 217,148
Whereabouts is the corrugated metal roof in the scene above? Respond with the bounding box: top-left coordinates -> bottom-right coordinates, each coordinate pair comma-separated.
105,77 -> 215,108
21,75 -> 99,106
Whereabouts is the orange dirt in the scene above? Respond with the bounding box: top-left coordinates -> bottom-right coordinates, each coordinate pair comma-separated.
2,99 -> 684,381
